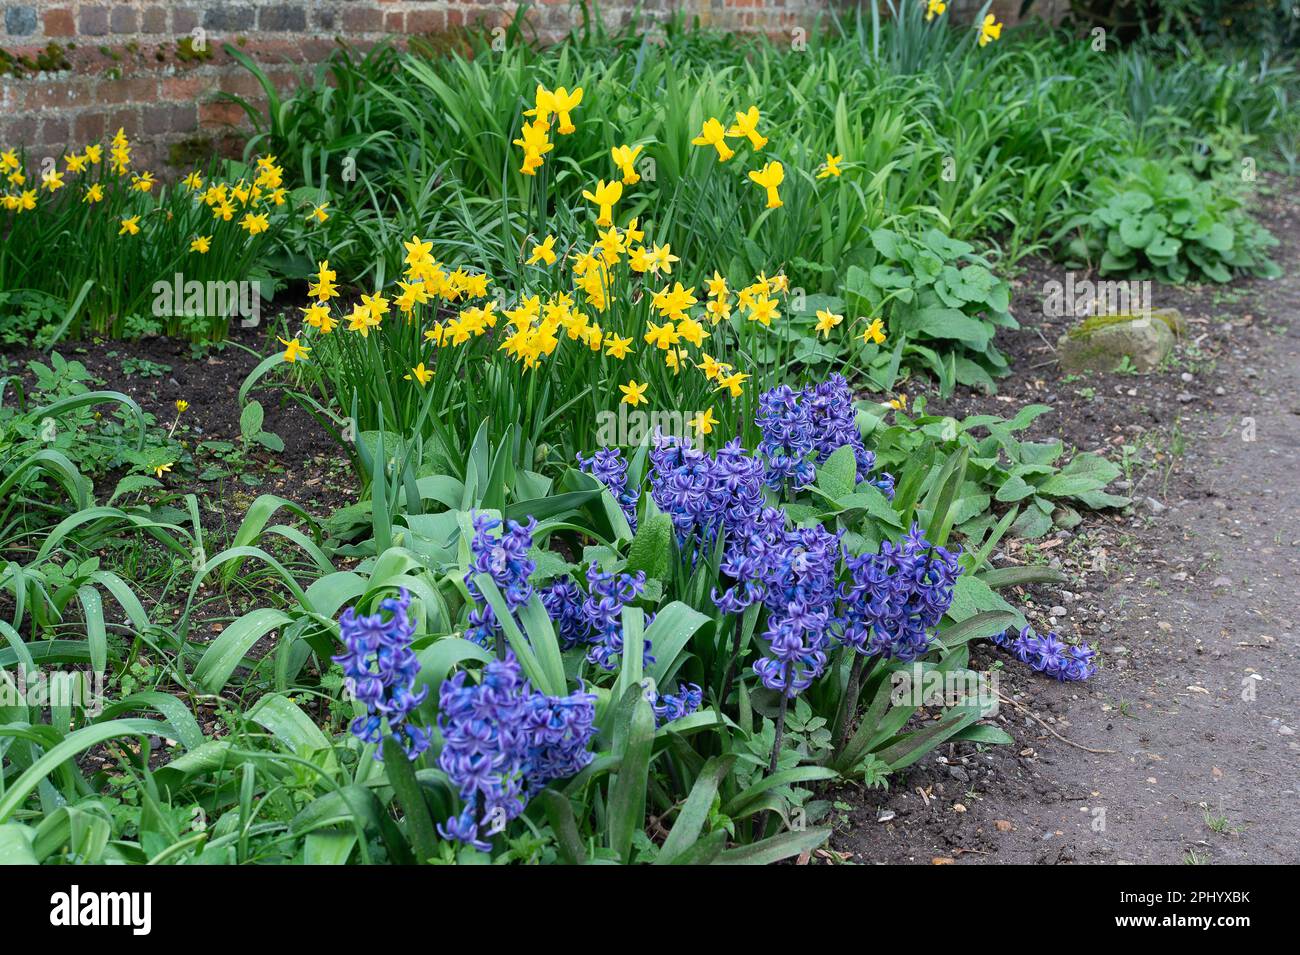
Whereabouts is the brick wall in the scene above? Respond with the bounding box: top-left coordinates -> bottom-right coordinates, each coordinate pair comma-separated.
0,1 -> 1059,172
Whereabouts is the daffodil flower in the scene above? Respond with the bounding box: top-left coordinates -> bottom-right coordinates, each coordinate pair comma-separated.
279,337 -> 310,362
817,154 -> 843,179
619,379 -> 649,406
748,160 -> 784,208
726,106 -> 767,150
979,14 -> 1002,46
528,234 -> 558,266
692,118 -> 735,162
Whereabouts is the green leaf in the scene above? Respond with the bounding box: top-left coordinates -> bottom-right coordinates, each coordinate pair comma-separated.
624,498 -> 673,583
713,828 -> 830,865
815,445 -> 858,500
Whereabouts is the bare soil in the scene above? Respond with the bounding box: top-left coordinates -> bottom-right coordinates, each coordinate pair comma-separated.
826,180 -> 1300,865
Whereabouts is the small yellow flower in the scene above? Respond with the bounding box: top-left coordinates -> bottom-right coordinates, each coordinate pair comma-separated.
119,216 -> 141,236
83,183 -> 104,203
240,212 -> 270,235
861,317 -> 887,345
690,406 -> 718,437
604,334 -> 633,360
925,0 -> 947,22
817,154 -> 844,179
692,117 -> 734,162
979,13 -> 1002,46
611,144 -> 643,185
725,106 -> 767,151
41,169 -> 65,192
131,171 -> 155,193
279,337 -> 310,362
748,161 -> 784,209
619,379 -> 649,407
888,393 -> 908,411
154,463 -> 173,478
308,202 -> 329,223
581,179 -> 623,228
528,234 -> 558,266
714,371 -> 750,399
405,363 -> 434,386
815,309 -> 843,337
175,400 -> 189,414
183,170 -> 204,190
190,235 -> 211,254
65,152 -> 89,173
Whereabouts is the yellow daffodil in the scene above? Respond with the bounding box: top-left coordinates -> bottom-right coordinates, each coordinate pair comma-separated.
817,154 -> 843,179
154,463 -> 173,478
405,363 -> 434,386
0,149 -> 18,171
190,235 -> 211,254
692,117 -> 734,162
85,144 -> 103,164
714,370 -> 750,398
119,215 -> 141,236
175,400 -> 189,413
240,212 -> 270,235
726,106 -> 767,150
746,295 -> 780,327
182,170 -> 203,190
41,169 -> 65,192
691,407 -> 718,437
310,261 -> 339,301
644,319 -> 680,350
581,179 -> 622,228
926,0 -> 947,21
302,302 -> 337,333
528,234 -> 558,266
888,393 -> 908,411
862,317 -> 887,345
65,152 -> 89,173
748,161 -> 784,209
611,144 -> 643,184
815,309 -> 843,337
83,183 -> 104,203
308,202 -> 329,223
979,14 -> 1002,46
279,337 -> 310,362
131,171 -> 155,193
605,334 -> 633,359
619,379 -> 649,407
552,86 -> 583,134
650,243 -> 678,275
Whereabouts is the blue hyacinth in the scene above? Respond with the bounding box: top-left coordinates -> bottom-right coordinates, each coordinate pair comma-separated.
839,523 -> 963,663
333,588 -> 432,761
756,384 -> 817,491
463,513 -> 537,649
577,447 -> 640,532
436,653 -> 596,851
994,626 -> 1098,681
582,562 -> 655,671
650,682 -> 703,725
648,435 -> 767,550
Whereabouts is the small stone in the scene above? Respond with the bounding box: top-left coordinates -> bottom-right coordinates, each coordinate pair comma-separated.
1050,605 -> 1067,617
1215,386 -> 1226,396
1280,726 -> 1295,736
1212,576 -> 1232,588
953,803 -> 967,813
1180,372 -> 1193,382
877,810 -> 896,823
1177,392 -> 1194,403
1057,314 -> 1175,374
1142,496 -> 1167,514
995,819 -> 1014,832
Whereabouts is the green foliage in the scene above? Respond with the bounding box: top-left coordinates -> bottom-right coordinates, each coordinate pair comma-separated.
1063,159 -> 1280,283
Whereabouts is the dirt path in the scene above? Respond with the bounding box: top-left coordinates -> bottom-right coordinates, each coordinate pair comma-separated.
830,180 -> 1299,865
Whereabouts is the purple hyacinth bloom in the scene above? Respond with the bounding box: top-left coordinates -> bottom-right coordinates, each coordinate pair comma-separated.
333,588 -> 431,760
648,435 -> 766,551
578,448 -> 640,532
582,562 -> 654,671
651,682 -> 703,725
1001,626 -> 1097,681
756,384 -> 817,491
463,513 -> 537,649
799,374 -> 894,495
437,653 -> 596,850
838,523 -> 962,663
540,577 -> 588,649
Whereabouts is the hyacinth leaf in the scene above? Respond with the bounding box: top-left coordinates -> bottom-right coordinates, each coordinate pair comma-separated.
945,575 -> 1024,629
606,686 -> 656,863
472,573 -> 559,696
623,498 -> 673,583
414,637 -> 494,701
655,754 -> 736,865
192,608 -> 294,694
645,601 -> 712,687
518,593 -> 568,697
0,719 -> 167,823
977,565 -> 1068,589
723,766 -> 839,820
613,606 -> 646,706
951,724 -> 1015,746
537,789 -> 587,865
248,693 -> 338,776
0,824 -> 38,865
382,736 -> 439,865
922,446 -> 969,548
304,831 -> 359,865
938,610 -> 1019,651
713,827 -> 831,865
874,705 -> 985,771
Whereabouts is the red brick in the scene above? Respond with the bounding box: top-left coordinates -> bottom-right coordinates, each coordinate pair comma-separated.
341,8 -> 383,32
74,111 -> 108,144
199,101 -> 246,127
385,11 -> 406,31
44,7 -> 76,36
